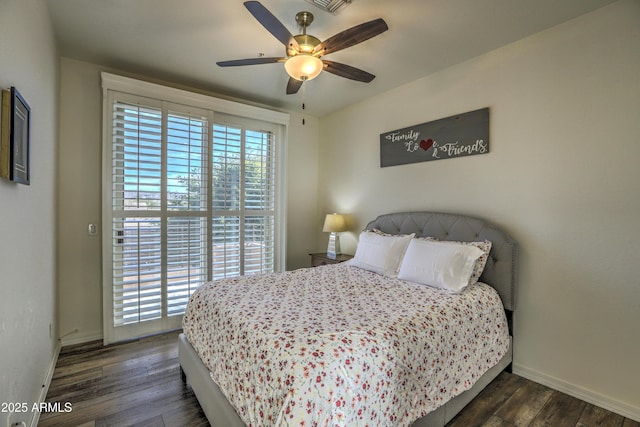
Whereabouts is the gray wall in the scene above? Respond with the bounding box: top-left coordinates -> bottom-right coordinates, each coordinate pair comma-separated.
317,0 -> 640,419
1,0 -> 638,424
56,58 -> 321,345
0,1 -> 59,426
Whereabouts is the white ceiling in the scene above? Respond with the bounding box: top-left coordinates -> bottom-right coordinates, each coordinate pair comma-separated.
46,0 -> 616,117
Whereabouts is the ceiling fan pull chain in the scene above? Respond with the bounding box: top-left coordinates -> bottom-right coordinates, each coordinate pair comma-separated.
302,85 -> 306,125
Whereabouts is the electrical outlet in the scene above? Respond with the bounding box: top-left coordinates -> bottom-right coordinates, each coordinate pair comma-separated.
87,223 -> 98,236
7,413 -> 27,427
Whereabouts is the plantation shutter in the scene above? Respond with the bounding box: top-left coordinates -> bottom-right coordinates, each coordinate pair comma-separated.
103,74 -> 288,344
165,110 -> 209,317
111,101 -> 163,326
244,128 -> 275,275
212,117 -> 276,279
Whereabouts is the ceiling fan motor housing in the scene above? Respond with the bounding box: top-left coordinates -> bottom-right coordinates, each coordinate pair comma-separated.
287,34 -> 321,56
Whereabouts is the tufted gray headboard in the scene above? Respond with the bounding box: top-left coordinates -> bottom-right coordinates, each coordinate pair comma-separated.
365,212 -> 518,312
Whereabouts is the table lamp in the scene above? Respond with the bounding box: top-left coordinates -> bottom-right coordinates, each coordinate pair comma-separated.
323,213 -> 347,258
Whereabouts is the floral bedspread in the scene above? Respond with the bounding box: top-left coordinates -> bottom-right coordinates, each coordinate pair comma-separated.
182,264 -> 509,427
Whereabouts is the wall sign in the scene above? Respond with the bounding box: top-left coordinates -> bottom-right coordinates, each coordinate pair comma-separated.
380,108 -> 489,167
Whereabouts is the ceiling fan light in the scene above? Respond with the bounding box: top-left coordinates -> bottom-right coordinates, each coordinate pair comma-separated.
285,55 -> 323,81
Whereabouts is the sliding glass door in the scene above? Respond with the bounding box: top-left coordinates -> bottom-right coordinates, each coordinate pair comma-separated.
103,88 -> 282,344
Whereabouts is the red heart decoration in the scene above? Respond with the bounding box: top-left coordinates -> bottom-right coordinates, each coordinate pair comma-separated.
419,139 -> 433,151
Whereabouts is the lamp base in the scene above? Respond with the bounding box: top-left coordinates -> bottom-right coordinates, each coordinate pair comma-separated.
327,232 -> 341,258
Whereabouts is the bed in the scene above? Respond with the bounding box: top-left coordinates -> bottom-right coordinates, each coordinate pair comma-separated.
179,211 -> 518,426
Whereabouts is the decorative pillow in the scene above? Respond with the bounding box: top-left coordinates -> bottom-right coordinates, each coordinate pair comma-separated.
350,231 -> 414,277
420,237 -> 492,286
465,240 -> 492,285
397,239 -> 484,293
369,228 -> 396,236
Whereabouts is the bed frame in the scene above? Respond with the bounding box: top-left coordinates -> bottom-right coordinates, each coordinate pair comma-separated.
179,211 -> 518,426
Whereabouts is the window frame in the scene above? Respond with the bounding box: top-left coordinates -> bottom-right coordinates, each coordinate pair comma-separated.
101,73 -> 289,344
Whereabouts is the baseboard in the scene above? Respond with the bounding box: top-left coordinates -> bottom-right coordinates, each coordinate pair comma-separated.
30,340 -> 62,427
60,330 -> 103,346
513,363 -> 640,422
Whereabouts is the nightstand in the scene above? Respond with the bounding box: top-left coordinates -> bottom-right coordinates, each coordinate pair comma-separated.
310,252 -> 353,267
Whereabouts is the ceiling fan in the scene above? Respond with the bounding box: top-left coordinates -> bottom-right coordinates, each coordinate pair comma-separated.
217,1 -> 388,95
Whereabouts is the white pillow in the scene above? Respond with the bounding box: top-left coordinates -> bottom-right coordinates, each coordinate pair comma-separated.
350,231 -> 414,277
419,237 -> 492,286
398,239 -> 484,293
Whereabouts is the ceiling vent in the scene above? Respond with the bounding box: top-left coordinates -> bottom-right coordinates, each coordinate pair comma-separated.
303,0 -> 353,15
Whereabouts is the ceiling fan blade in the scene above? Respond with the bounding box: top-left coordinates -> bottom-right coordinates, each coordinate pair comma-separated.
313,18 -> 388,56
244,1 -> 300,51
322,60 -> 375,82
217,57 -> 284,67
286,77 -> 303,94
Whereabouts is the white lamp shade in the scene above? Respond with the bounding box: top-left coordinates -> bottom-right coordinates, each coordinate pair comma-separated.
285,55 -> 323,81
323,213 -> 347,232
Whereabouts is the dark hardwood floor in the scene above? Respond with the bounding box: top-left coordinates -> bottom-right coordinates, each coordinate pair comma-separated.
41,331 -> 638,427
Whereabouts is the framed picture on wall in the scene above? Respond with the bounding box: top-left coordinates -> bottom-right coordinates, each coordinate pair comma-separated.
0,86 -> 31,185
